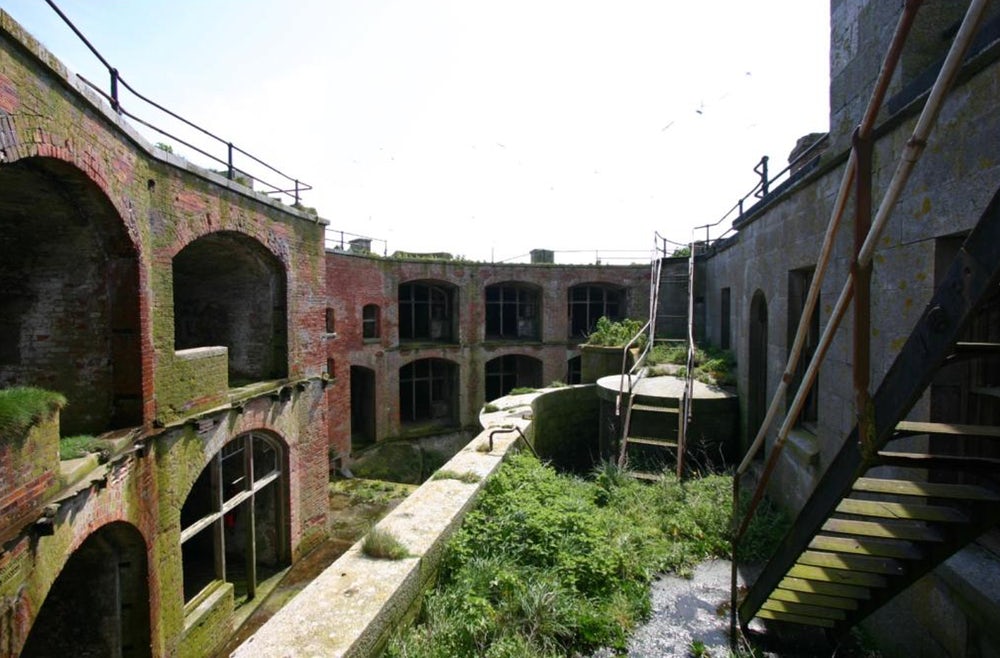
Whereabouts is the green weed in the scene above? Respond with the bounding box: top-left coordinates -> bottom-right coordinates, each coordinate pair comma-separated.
0,387 -> 67,437
362,526 -> 410,560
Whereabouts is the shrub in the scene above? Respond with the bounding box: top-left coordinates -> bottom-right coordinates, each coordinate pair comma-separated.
584,316 -> 647,348
60,435 -> 104,460
0,387 -> 67,438
432,470 -> 482,484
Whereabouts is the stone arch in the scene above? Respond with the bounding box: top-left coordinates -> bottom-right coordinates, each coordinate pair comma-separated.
172,231 -> 288,382
0,156 -> 145,433
20,521 -> 151,658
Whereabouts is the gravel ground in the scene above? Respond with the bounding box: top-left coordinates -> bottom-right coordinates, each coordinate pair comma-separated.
591,560 -> 749,658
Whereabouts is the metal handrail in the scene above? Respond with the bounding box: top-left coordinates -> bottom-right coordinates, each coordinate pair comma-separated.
487,426 -> 538,457
42,0 -> 312,205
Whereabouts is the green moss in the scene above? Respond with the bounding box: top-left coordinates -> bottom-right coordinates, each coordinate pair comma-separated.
0,386 -> 66,438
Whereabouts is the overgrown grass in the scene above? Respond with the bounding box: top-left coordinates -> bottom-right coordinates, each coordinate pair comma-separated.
362,526 -> 410,560
647,343 -> 737,386
585,316 -> 646,348
432,469 -> 482,484
59,435 -> 103,460
482,403 -> 500,413
508,387 -> 537,395
387,454 -> 786,657
0,387 -> 67,438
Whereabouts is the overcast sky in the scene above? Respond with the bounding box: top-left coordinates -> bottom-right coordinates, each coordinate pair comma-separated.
5,1 -> 830,263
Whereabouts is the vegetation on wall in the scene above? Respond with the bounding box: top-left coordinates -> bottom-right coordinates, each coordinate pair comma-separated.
0,387 -> 67,438
647,343 -> 737,386
387,453 -> 786,657
584,316 -> 646,348
59,435 -> 104,460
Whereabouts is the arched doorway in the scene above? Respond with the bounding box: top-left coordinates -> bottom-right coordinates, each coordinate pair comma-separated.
0,157 -> 143,433
350,365 -> 377,447
21,522 -> 151,658
747,290 -> 769,452
173,232 -> 288,383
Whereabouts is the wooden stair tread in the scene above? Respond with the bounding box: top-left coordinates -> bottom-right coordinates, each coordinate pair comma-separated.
853,477 -> 1000,501
953,341 -> 1000,355
631,403 -> 679,414
836,498 -> 968,523
877,451 -> 1000,470
809,534 -> 923,560
756,609 -> 836,628
761,599 -> 847,621
769,588 -> 860,610
625,436 -> 678,448
822,518 -> 945,542
787,564 -> 887,588
778,577 -> 870,600
796,550 -> 904,575
630,471 -> 662,482
894,420 -> 1000,438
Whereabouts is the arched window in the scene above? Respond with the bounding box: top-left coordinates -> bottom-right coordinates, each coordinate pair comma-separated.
181,433 -> 287,604
399,281 -> 457,342
399,359 -> 458,425
485,355 -> 542,401
485,283 -> 541,340
568,283 -> 624,338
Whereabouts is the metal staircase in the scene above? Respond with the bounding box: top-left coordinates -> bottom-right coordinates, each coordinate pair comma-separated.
738,181 -> 1000,636
616,241 -> 697,479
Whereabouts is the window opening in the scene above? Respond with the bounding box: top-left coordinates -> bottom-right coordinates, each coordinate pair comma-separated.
399,282 -> 455,342
362,304 -> 380,340
787,269 -> 819,429
720,287 -> 731,350
180,433 -> 286,606
568,284 -> 623,338
485,354 -> 543,401
399,359 -> 456,424
485,284 -> 540,340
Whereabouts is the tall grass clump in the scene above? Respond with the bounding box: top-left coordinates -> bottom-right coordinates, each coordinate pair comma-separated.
0,387 -> 67,438
387,453 -> 786,657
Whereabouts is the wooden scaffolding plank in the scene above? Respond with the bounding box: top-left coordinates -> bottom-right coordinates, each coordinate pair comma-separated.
822,518 -> 945,542
770,588 -> 860,610
852,477 -> 1000,501
786,564 -> 887,588
762,599 -> 847,621
836,498 -> 968,523
778,577 -> 870,600
796,550 -> 905,575
756,609 -> 836,628
809,534 -> 923,560
895,421 -> 1000,439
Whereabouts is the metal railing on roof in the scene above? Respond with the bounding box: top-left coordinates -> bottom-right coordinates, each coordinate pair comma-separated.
42,0 -> 312,205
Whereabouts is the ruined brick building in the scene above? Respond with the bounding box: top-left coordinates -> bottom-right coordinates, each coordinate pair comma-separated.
2,0 -> 1000,656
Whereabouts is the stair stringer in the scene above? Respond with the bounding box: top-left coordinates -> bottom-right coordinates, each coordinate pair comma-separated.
738,183 -> 1000,633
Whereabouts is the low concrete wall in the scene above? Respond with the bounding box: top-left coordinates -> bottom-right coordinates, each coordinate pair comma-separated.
233,390 -> 540,657
529,384 -> 599,471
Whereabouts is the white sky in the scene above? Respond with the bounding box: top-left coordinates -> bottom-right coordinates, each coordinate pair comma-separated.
4,1 -> 830,263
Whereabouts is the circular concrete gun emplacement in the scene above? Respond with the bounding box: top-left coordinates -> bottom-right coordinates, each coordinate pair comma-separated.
596,374 -> 739,475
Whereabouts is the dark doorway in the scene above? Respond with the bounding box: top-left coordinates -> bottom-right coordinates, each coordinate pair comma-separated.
0,157 -> 143,434
747,290 -> 769,452
21,522 -> 151,658
351,366 -> 377,446
399,359 -> 458,426
173,232 -> 288,384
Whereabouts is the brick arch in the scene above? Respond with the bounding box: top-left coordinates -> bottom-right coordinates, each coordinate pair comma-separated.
0,154 -> 150,431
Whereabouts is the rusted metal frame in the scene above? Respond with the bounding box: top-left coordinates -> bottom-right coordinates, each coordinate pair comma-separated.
854,128 -> 874,455
736,0 -> 924,479
740,180 -> 1000,627
737,0 -> 987,544
678,240 -> 697,477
